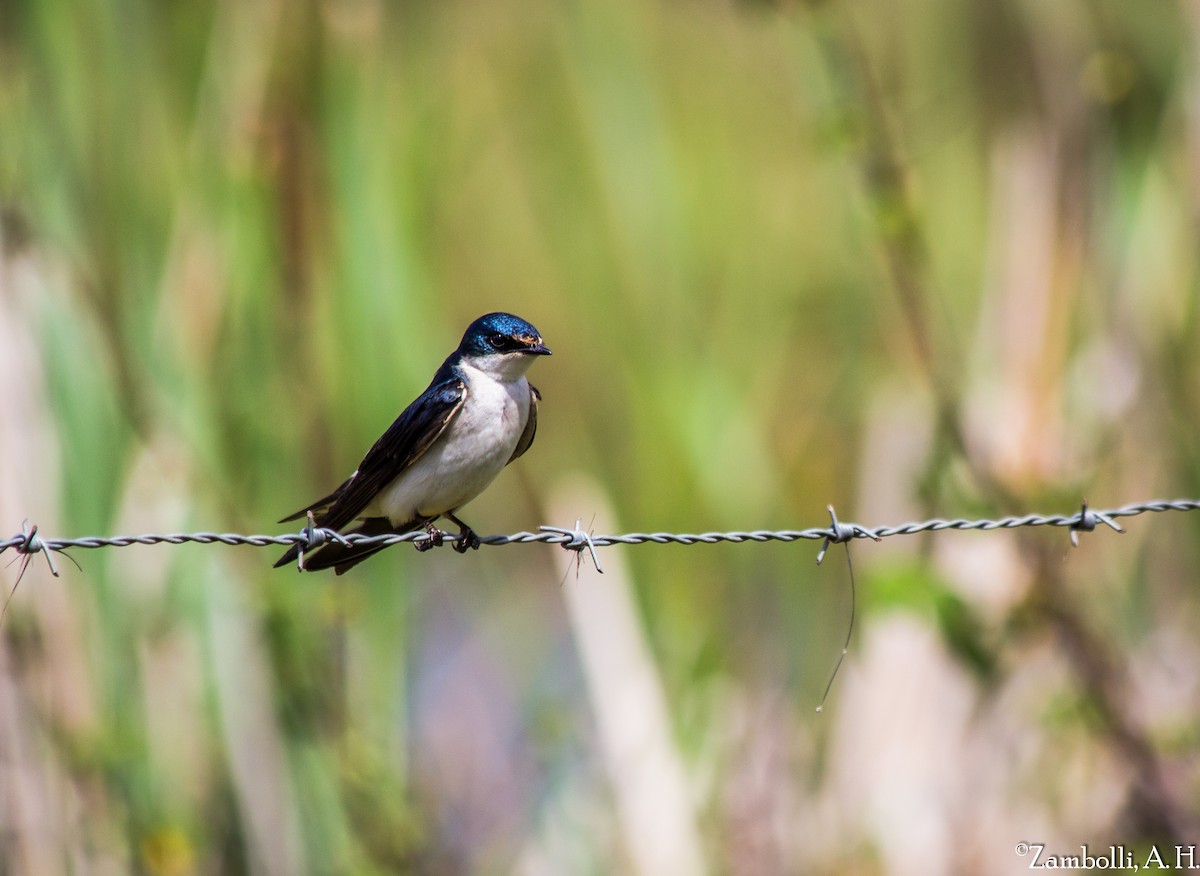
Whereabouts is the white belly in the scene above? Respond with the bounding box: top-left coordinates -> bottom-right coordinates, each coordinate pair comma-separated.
366,372 -> 531,524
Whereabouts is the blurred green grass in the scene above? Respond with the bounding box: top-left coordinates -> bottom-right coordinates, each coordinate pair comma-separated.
2,0 -> 1199,872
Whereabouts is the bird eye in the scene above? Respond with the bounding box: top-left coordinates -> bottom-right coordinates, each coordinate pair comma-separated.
488,333 -> 509,349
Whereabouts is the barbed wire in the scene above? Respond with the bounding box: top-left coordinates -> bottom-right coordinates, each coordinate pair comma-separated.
2,498 -> 1198,576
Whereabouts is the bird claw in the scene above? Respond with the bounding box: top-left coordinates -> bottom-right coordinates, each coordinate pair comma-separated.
445,513 -> 480,553
412,517 -> 479,553
415,522 -> 444,552
453,526 -> 480,553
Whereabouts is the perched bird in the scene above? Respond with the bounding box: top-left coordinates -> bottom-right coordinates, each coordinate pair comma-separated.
275,312 -> 550,574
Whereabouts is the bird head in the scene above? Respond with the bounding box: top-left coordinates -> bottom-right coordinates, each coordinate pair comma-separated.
458,312 -> 551,378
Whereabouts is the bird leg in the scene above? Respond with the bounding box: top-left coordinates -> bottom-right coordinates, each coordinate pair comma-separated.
415,520 -> 444,552
445,512 -> 481,553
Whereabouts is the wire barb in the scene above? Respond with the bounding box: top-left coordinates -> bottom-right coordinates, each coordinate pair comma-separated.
540,519 -> 604,574
15,520 -> 59,578
1069,498 -> 1125,548
294,511 -> 356,571
2,521 -> 65,624
816,505 -> 880,565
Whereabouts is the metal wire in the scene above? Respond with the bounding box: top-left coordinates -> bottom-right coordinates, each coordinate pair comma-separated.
2,499 -> 1198,574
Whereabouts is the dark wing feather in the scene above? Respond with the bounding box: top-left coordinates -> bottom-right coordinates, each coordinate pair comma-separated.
315,377 -> 467,532
274,376 -> 467,569
507,383 -> 540,464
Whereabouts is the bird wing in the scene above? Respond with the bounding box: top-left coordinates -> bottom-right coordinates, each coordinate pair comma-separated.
507,383 -> 540,464
281,376 -> 468,534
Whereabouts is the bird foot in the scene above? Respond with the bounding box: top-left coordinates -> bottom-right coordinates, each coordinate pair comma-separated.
446,513 -> 481,553
415,521 -> 444,552
453,524 -> 480,553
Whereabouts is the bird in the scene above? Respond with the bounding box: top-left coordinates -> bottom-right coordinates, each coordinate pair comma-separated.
275,312 -> 550,574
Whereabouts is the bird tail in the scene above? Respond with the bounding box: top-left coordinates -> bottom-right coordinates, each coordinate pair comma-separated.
274,517 -> 421,574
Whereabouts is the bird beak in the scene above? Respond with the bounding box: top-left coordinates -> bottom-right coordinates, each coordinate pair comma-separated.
524,341 -> 552,356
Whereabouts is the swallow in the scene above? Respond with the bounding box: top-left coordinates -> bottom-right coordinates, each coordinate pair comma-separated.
275,312 -> 550,573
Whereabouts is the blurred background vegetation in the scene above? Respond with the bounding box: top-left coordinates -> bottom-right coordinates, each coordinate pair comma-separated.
1,0 -> 1199,873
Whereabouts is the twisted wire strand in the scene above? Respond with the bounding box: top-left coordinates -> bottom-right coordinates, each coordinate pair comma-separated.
2,499 -> 1198,563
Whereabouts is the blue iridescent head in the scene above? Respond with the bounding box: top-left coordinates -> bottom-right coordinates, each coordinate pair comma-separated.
458,312 -> 551,358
